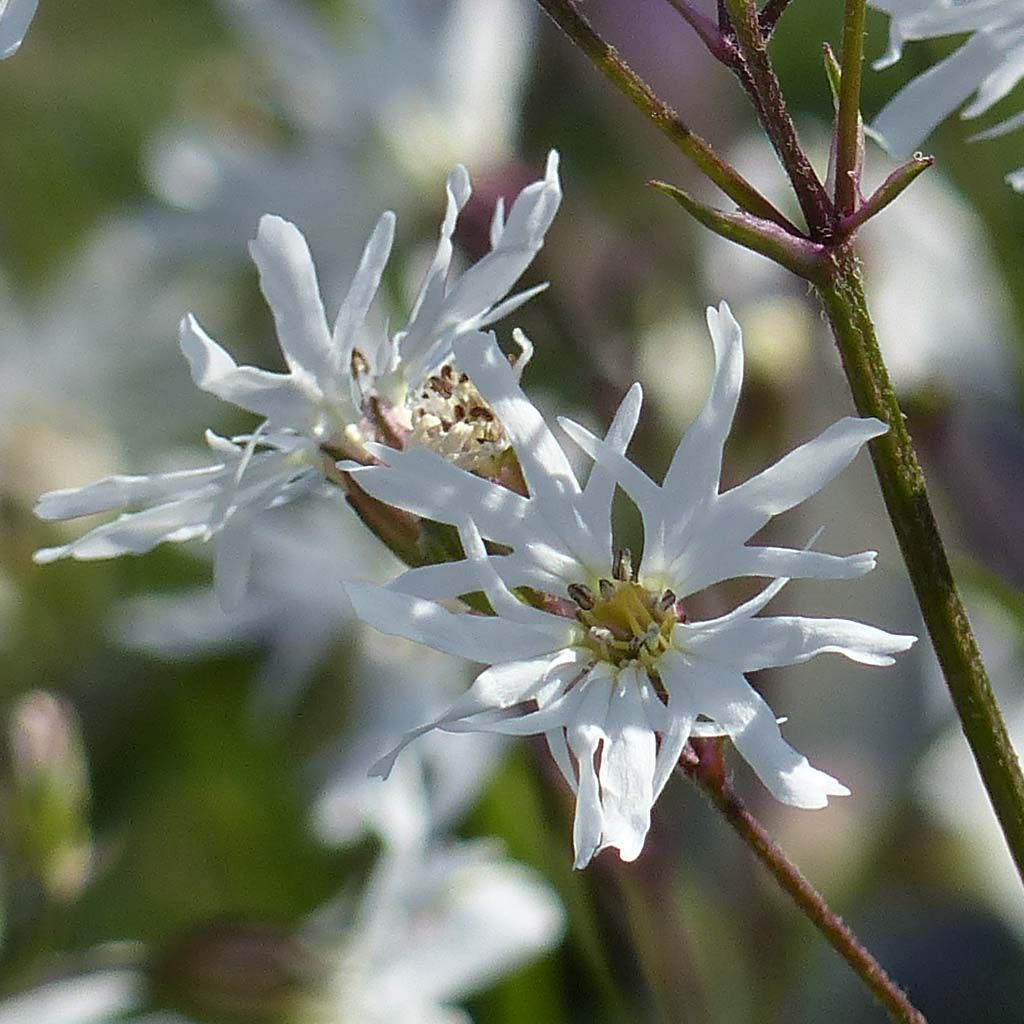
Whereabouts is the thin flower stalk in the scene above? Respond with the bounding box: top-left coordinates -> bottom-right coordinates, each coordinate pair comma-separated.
682,741 -> 927,1024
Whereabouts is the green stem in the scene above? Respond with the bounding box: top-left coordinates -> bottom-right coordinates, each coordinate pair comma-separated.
533,0 -> 800,233
686,746 -> 927,1024
835,0 -> 868,215
817,249 -> 1024,884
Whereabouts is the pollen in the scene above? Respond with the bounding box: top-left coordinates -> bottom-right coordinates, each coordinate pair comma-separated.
569,551 -> 680,669
409,362 -> 511,474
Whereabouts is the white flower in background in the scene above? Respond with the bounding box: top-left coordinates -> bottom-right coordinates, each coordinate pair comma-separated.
914,591 -> 1024,939
869,0 -> 1024,190
320,840 -> 564,1024
343,305 -> 916,867
147,0 -> 535,284
313,630 -> 507,854
0,841 -> 563,1024
0,969 -> 143,1024
0,0 -> 39,59
111,500 -> 507,853
33,155 -> 561,607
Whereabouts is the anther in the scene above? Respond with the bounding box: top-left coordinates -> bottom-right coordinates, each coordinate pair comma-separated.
568,583 -> 595,610
613,548 -> 632,582
657,589 -> 677,614
598,578 -> 615,600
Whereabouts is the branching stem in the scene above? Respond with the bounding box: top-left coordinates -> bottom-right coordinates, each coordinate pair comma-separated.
722,0 -> 834,236
534,0 -> 799,233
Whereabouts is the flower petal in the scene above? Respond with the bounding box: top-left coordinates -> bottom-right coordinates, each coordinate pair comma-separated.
0,0 -> 38,58
566,665 -> 615,868
34,465 -> 223,521
651,656 -> 698,800
332,210 -> 396,371
454,332 -> 580,505
249,214 -> 333,382
683,545 -> 877,595
596,666 -> 657,862
672,652 -> 849,808
662,302 -> 744,509
349,444 -> 536,549
682,614 -> 917,671
706,416 -> 886,551
343,581 -> 568,664
179,314 -> 317,426
871,32 -> 1005,154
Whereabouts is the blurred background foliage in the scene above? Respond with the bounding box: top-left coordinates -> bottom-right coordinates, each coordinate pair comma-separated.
1,1 -> 1023,1022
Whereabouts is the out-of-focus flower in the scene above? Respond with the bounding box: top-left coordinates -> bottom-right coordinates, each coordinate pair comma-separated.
147,0 -> 536,288
869,0 -> 1024,190
915,591 -> 1024,938
0,969 -> 143,1024
0,0 -> 38,59
111,499 -> 507,852
0,839 -> 563,1024
316,840 -> 564,1024
113,496 -> 397,713
343,306 -> 915,867
313,630 -> 506,853
0,220 -> 227,486
32,156 -> 561,608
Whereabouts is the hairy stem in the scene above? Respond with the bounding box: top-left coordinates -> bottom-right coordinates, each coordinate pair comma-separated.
533,0 -> 799,233
759,0 -> 796,37
817,249 -> 1024,883
685,746 -> 927,1024
835,0 -> 868,215
722,0 -> 834,236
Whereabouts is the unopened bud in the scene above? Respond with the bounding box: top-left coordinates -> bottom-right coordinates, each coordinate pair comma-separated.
7,691 -> 92,901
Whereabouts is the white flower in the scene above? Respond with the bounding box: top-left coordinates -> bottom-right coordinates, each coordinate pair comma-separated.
322,840 -> 564,1024
870,0 -> 1024,189
0,0 -> 39,59
178,150 -> 560,447
33,429 -> 324,610
33,155 -> 561,606
343,304 -> 916,867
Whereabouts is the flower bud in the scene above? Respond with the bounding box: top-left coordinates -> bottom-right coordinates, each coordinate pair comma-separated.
7,691 -> 92,901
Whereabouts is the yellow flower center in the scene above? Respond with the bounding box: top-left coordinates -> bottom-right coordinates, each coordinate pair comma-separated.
569,550 -> 679,669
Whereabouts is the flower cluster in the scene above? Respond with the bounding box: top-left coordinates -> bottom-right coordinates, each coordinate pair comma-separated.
31,155 -> 915,869
870,0 -> 1024,190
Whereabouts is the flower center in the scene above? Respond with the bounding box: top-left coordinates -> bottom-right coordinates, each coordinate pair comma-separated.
408,363 -> 511,473
568,549 -> 679,669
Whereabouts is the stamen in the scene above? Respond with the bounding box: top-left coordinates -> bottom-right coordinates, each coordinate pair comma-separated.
568,583 -> 596,610
613,547 -> 633,582
598,578 -> 615,600
657,589 -> 677,613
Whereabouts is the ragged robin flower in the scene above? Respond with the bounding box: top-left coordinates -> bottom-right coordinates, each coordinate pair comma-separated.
343,304 -> 917,867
